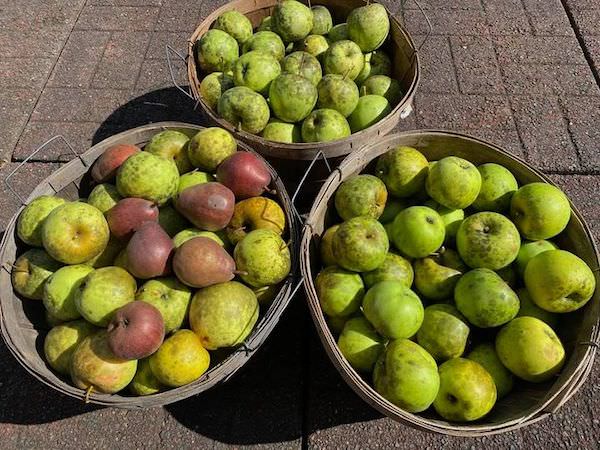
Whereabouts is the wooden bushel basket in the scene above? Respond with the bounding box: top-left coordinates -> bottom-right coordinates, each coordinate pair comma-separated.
300,130 -> 600,436
0,122 -> 301,408
185,0 -> 421,161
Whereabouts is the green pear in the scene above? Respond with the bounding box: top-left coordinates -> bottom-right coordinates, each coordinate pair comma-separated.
320,224 -> 340,267
378,198 -> 407,224
158,205 -> 189,237
328,23 -> 348,42
310,5 -> 333,35
17,195 -> 67,246
233,50 -> 281,95
234,229 -> 291,287
213,10 -> 253,45
338,316 -> 385,372
261,118 -> 302,143
316,266 -> 364,317
472,163 -> 518,212
242,31 -> 285,60
496,317 -> 565,382
322,40 -> 364,81
515,239 -> 558,278
144,130 -> 193,174
423,199 -> 464,244
316,74 -> 359,117
332,217 -> 389,272
373,339 -> 439,413
272,0 -> 313,43
362,252 -> 413,288
44,320 -> 97,375
414,249 -> 465,301
187,127 -> 237,172
391,206 -> 445,258
11,249 -> 61,300
334,174 -> 387,220
375,146 -> 428,198
347,95 -> 391,133
129,358 -> 162,396
281,51 -> 322,86
360,75 -> 402,104
269,73 -> 317,123
455,268 -> 519,328
347,3 -> 390,52
218,86 -> 271,134
467,343 -> 514,399
417,304 -> 469,362
196,29 -> 239,73
135,277 -> 192,333
433,358 -> 496,422
426,156 -> 482,209
43,264 -> 94,321
516,288 -> 558,328
362,281 -> 424,339
355,50 -> 392,86
199,72 -> 234,110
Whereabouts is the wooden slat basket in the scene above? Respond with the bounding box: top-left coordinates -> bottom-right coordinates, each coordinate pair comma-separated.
0,122 -> 301,408
300,130 -> 600,436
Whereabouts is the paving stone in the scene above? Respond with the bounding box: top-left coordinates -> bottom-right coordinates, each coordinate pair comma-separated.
88,0 -> 163,5
403,8 -> 490,36
47,31 -> 111,88
31,88 -> 130,123
494,35 -> 588,65
400,0 -> 482,9
0,29 -> 68,58
0,0 -> 86,31
450,35 -> 504,94
156,2 -> 207,33
0,88 -> 37,162
560,96 -> 600,171
146,32 -> 190,59
549,175 -> 600,221
565,0 -> 600,10
572,8 -> 600,36
482,0 -> 531,35
521,0 -> 573,36
586,36 -> 600,72
466,125 -> 525,158
510,95 -> 580,171
0,57 -> 55,89
74,5 -> 160,31
413,35 -> 458,94
91,32 -> 151,89
502,63 -> 600,96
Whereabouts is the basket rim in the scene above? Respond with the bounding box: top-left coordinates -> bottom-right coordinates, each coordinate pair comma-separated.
300,128 -> 600,436
185,0 -> 421,158
0,121 -> 301,408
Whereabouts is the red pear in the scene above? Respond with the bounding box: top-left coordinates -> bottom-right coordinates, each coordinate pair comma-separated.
106,198 -> 159,240
91,144 -> 140,183
175,182 -> 235,231
126,222 -> 173,279
217,152 -> 272,199
173,237 -> 236,288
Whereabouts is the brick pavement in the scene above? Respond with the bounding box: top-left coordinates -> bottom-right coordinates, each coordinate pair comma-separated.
0,1 -> 599,449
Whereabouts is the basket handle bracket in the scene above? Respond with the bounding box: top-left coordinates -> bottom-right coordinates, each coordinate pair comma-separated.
165,44 -> 196,101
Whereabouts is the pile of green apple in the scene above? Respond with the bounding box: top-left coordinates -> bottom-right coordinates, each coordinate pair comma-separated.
196,1 -> 403,143
316,146 -> 596,422
10,126 -> 291,397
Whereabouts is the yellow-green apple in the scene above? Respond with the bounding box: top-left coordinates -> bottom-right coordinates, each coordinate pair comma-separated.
187,127 -> 237,172
417,304 -> 469,361
135,277 -> 192,333
129,358 -> 162,396
328,23 -> 348,42
414,248 -> 466,301
334,174 -> 387,220
261,118 -> 302,143
199,72 -> 234,110
17,195 -> 66,246
361,75 -> 402,104
376,146 -> 428,197
426,156 -> 481,209
12,248 -> 61,300
173,228 -> 226,249
515,239 -> 558,277
233,50 -> 281,95
213,10 -> 253,45
423,199 -> 464,244
472,163 -> 518,212
362,252 -> 413,288
294,34 -> 329,59
347,3 -> 390,52
348,94 -> 391,132
310,5 -> 332,35
332,217 -> 389,271
43,264 -> 94,321
234,229 -> 291,287
378,198 -> 407,223
282,51 -> 322,88
316,266 -> 364,317
87,183 -> 121,215
43,320 -> 97,375
242,31 -> 285,60
218,86 -> 271,134
196,29 -> 239,73
144,130 -> 193,174
467,342 -> 513,399
355,50 -> 392,86
338,315 -> 385,372
322,40 -> 364,80
272,0 -> 313,42
516,288 -> 558,328
269,73 -> 317,122
319,224 -> 340,267
301,109 -> 351,142
316,74 -> 359,117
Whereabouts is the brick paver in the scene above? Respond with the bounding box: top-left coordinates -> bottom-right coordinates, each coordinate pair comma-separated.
0,1 -> 599,449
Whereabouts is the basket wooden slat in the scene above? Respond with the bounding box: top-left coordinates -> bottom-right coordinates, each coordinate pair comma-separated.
0,122 -> 300,408
300,130 -> 600,436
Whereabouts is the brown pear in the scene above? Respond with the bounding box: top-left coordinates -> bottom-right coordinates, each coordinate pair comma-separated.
173,237 -> 235,288
106,198 -> 159,240
175,182 -> 235,231
126,222 -> 173,279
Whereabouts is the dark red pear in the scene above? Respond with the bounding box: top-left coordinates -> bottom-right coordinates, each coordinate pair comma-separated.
91,144 -> 140,183
126,222 -> 173,279
107,301 -> 165,360
106,197 -> 159,240
173,237 -> 236,288
217,152 -> 272,199
175,182 -> 235,231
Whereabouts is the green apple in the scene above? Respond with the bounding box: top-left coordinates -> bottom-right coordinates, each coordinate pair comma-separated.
515,239 -> 558,277
348,94 -> 391,132
301,108 -> 351,142
213,10 -> 253,45
242,31 -> 285,60
433,358 -> 496,422
360,75 -> 402,105
234,229 -> 291,287
455,268 -> 520,328
355,50 -> 392,86
316,266 -> 364,317
135,277 -> 192,333
332,216 -> 389,272
218,86 -> 270,134
524,249 -> 595,313
516,288 -> 558,329
43,264 -> 94,321
187,127 -> 237,171
496,316 -> 565,382
310,5 -> 333,35
316,74 -> 359,117
456,212 -> 521,270
320,224 -> 339,267
233,50 -> 281,95
375,146 -> 428,197
362,281 -> 424,339
322,40 -> 364,81
423,199 -> 464,244
282,51 -> 322,86
510,182 -> 571,240
144,130 -> 193,174
116,151 -> 179,206
328,23 -> 348,42
338,315 -> 385,372
17,195 -> 66,246
272,0 -> 313,42
378,198 -> 407,224
11,249 -> 61,300
199,72 -> 235,110
334,174 -> 387,220
295,34 -> 329,59
196,29 -> 239,73
129,358 -> 162,396
467,343 -> 514,399
42,202 -> 110,264
426,156 -> 481,209
87,184 -> 121,215
173,228 -> 226,248
414,249 -> 466,301
417,304 -> 469,361
269,73 -> 317,122
472,163 -> 518,212
362,252 -> 413,288
347,3 -> 390,52
261,118 -> 302,143
391,206 -> 445,258
373,339 -> 439,413
44,320 -> 97,375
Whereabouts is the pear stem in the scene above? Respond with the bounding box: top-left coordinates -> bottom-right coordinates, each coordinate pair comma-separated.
233,270 -> 249,276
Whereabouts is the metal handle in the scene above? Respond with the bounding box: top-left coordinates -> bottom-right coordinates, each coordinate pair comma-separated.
401,0 -> 432,51
4,135 -> 83,205
291,151 -> 334,224
165,44 -> 196,101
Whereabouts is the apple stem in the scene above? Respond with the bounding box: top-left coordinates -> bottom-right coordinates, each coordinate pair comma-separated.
233,270 -> 249,276
84,386 -> 94,404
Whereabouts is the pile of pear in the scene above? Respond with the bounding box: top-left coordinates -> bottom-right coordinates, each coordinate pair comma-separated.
316,146 -> 596,422
197,1 -> 403,143
11,126 -> 291,397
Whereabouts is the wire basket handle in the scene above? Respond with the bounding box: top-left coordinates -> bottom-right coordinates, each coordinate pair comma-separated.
165,44 -> 196,101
